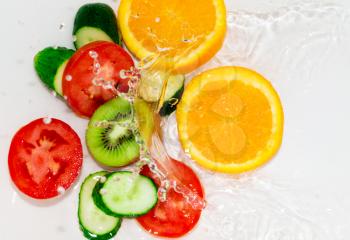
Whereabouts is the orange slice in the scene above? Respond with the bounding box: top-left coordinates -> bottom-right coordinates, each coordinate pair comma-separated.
118,0 -> 227,73
176,67 -> 284,174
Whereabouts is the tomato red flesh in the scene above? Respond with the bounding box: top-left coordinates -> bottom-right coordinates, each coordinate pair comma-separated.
137,159 -> 204,238
8,118 -> 83,199
63,41 -> 134,118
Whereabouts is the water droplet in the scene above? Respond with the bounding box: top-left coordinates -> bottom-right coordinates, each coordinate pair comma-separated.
94,62 -> 101,69
158,187 -> 167,202
53,45 -> 59,50
155,17 -> 161,23
100,176 -> 107,183
100,189 -> 108,195
63,95 -> 68,100
59,23 -> 65,30
93,176 -> 101,181
51,91 -> 57,97
119,69 -> 127,79
73,35 -> 77,42
43,117 -> 52,125
65,75 -> 72,81
57,186 -> 65,195
89,50 -> 98,59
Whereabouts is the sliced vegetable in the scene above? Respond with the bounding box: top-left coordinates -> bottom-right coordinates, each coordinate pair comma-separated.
138,71 -> 185,116
73,3 -> 121,49
63,41 -> 134,118
8,118 -> 83,199
79,171 -> 122,240
159,84 -> 184,116
93,171 -> 158,217
137,159 -> 204,238
34,47 -> 74,96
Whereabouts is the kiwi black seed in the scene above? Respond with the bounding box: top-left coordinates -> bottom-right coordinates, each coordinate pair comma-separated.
86,98 -> 140,167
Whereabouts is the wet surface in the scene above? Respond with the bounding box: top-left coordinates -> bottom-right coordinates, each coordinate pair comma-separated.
1,0 -> 350,239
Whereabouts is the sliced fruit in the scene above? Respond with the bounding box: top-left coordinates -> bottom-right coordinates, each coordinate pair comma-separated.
118,0 -> 227,73
138,71 -> 184,116
34,47 -> 74,96
137,159 -> 204,238
177,66 -> 284,174
86,97 -> 154,167
8,118 -> 83,199
63,41 -> 134,118
133,98 -> 155,146
86,97 -> 139,167
73,3 -> 121,49
93,171 -> 158,217
79,171 -> 122,240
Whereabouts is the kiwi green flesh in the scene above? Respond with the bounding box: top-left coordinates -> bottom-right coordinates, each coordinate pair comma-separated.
86,98 -> 140,167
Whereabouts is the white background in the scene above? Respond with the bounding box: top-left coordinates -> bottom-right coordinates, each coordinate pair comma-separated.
1,0 -> 350,239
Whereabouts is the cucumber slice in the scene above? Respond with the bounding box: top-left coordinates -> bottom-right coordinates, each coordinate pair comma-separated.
73,3 -> 121,49
74,27 -> 114,49
53,60 -> 68,96
79,172 -> 122,240
159,84 -> 184,116
34,47 -> 74,96
93,172 -> 158,218
138,71 -> 185,116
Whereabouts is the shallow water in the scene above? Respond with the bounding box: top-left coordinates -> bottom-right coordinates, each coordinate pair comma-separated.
1,0 -> 350,239
161,1 -> 350,239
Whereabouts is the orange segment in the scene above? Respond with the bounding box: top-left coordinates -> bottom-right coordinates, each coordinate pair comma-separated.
211,92 -> 244,118
208,121 -> 247,155
177,66 -> 284,173
118,0 -> 227,73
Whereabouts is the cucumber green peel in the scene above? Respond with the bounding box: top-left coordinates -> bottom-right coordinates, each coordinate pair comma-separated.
92,171 -> 158,218
159,84 -> 185,116
73,3 -> 121,48
138,71 -> 185,116
34,47 -> 74,95
78,172 -> 122,240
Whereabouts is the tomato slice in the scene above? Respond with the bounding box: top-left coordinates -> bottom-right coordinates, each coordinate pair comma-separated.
137,158 -> 204,238
63,41 -> 134,118
8,118 -> 83,199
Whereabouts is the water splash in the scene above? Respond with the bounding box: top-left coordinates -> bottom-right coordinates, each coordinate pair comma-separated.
89,53 -> 205,206
161,1 -> 350,239
43,117 -> 52,125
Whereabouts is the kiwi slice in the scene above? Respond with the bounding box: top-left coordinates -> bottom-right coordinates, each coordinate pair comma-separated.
86,97 -> 154,167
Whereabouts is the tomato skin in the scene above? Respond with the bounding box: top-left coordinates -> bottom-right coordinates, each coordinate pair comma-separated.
63,41 -> 134,118
8,118 -> 83,199
137,159 -> 204,238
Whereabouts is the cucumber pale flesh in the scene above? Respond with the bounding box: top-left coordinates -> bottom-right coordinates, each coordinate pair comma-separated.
93,171 -> 158,218
139,71 -> 185,116
73,3 -> 121,48
74,27 -> 114,50
79,172 -> 122,240
34,47 -> 74,95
